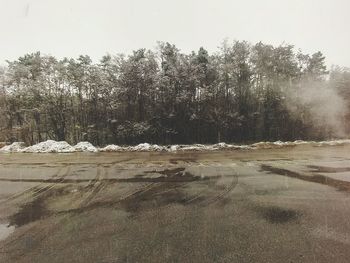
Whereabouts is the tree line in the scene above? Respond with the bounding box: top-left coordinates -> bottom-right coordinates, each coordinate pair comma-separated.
0,41 -> 349,146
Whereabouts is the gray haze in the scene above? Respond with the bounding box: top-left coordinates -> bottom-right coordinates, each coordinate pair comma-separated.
0,0 -> 349,67
285,81 -> 348,137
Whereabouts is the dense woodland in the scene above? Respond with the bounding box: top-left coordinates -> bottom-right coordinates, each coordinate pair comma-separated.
0,41 -> 350,146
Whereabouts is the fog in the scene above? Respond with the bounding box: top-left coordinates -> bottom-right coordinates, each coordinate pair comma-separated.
286,80 -> 347,137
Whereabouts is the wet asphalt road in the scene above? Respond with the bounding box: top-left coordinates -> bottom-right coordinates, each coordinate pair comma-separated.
0,145 -> 350,263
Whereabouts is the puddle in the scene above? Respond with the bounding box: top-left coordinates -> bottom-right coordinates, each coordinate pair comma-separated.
145,167 -> 185,176
9,196 -> 49,227
6,167 -> 234,226
307,165 -> 350,173
169,158 -> 197,164
119,182 -> 191,213
8,187 -> 72,227
0,167 -> 215,184
257,206 -> 300,224
0,223 -> 15,241
261,165 -> 350,192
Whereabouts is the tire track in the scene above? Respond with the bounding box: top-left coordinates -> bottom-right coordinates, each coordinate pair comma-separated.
79,165 -> 107,208
0,166 -> 70,204
185,167 -> 238,206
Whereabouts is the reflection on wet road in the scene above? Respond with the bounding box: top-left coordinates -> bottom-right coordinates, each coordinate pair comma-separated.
0,145 -> 350,262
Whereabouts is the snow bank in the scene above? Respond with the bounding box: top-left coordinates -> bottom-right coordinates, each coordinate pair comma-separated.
99,144 -> 123,152
314,139 -> 350,147
165,144 -> 211,151
130,143 -> 166,151
169,145 -> 180,152
0,142 -> 26,153
211,143 -> 253,150
178,144 -> 207,151
252,141 -> 288,149
21,140 -> 75,153
251,140 -> 313,149
168,143 -> 253,151
1,139 -> 350,153
100,143 -> 165,152
74,142 -> 98,152
131,143 -> 152,151
249,139 -> 350,149
212,143 -> 233,150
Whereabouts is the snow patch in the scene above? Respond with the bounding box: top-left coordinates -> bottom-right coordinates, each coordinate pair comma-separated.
176,144 -> 207,151
130,143 -> 165,151
0,142 -> 26,153
21,140 -> 75,153
74,142 -> 98,152
1,139 -> 350,153
315,139 -> 350,147
99,144 -> 122,152
169,145 -> 180,152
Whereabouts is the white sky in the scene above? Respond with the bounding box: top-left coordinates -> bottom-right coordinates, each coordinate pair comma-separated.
0,0 -> 349,67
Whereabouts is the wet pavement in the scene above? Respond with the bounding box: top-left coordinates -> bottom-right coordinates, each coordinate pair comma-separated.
0,145 -> 350,262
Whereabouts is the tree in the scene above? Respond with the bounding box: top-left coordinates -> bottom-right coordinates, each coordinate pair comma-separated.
0,41 -> 346,145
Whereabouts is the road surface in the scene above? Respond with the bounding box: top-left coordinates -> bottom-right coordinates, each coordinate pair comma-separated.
0,145 -> 350,262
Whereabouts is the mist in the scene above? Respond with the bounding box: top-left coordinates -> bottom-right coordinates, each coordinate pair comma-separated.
285,79 -> 348,138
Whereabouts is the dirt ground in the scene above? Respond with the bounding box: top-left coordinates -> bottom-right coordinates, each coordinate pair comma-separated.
1,145 -> 350,263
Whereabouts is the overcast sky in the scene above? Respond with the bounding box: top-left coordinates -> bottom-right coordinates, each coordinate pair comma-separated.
0,0 -> 349,67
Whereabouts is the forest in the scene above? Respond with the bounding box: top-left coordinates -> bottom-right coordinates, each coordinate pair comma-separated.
0,41 -> 349,146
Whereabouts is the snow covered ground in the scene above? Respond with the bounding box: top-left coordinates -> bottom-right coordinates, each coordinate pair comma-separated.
1,139 -> 350,153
